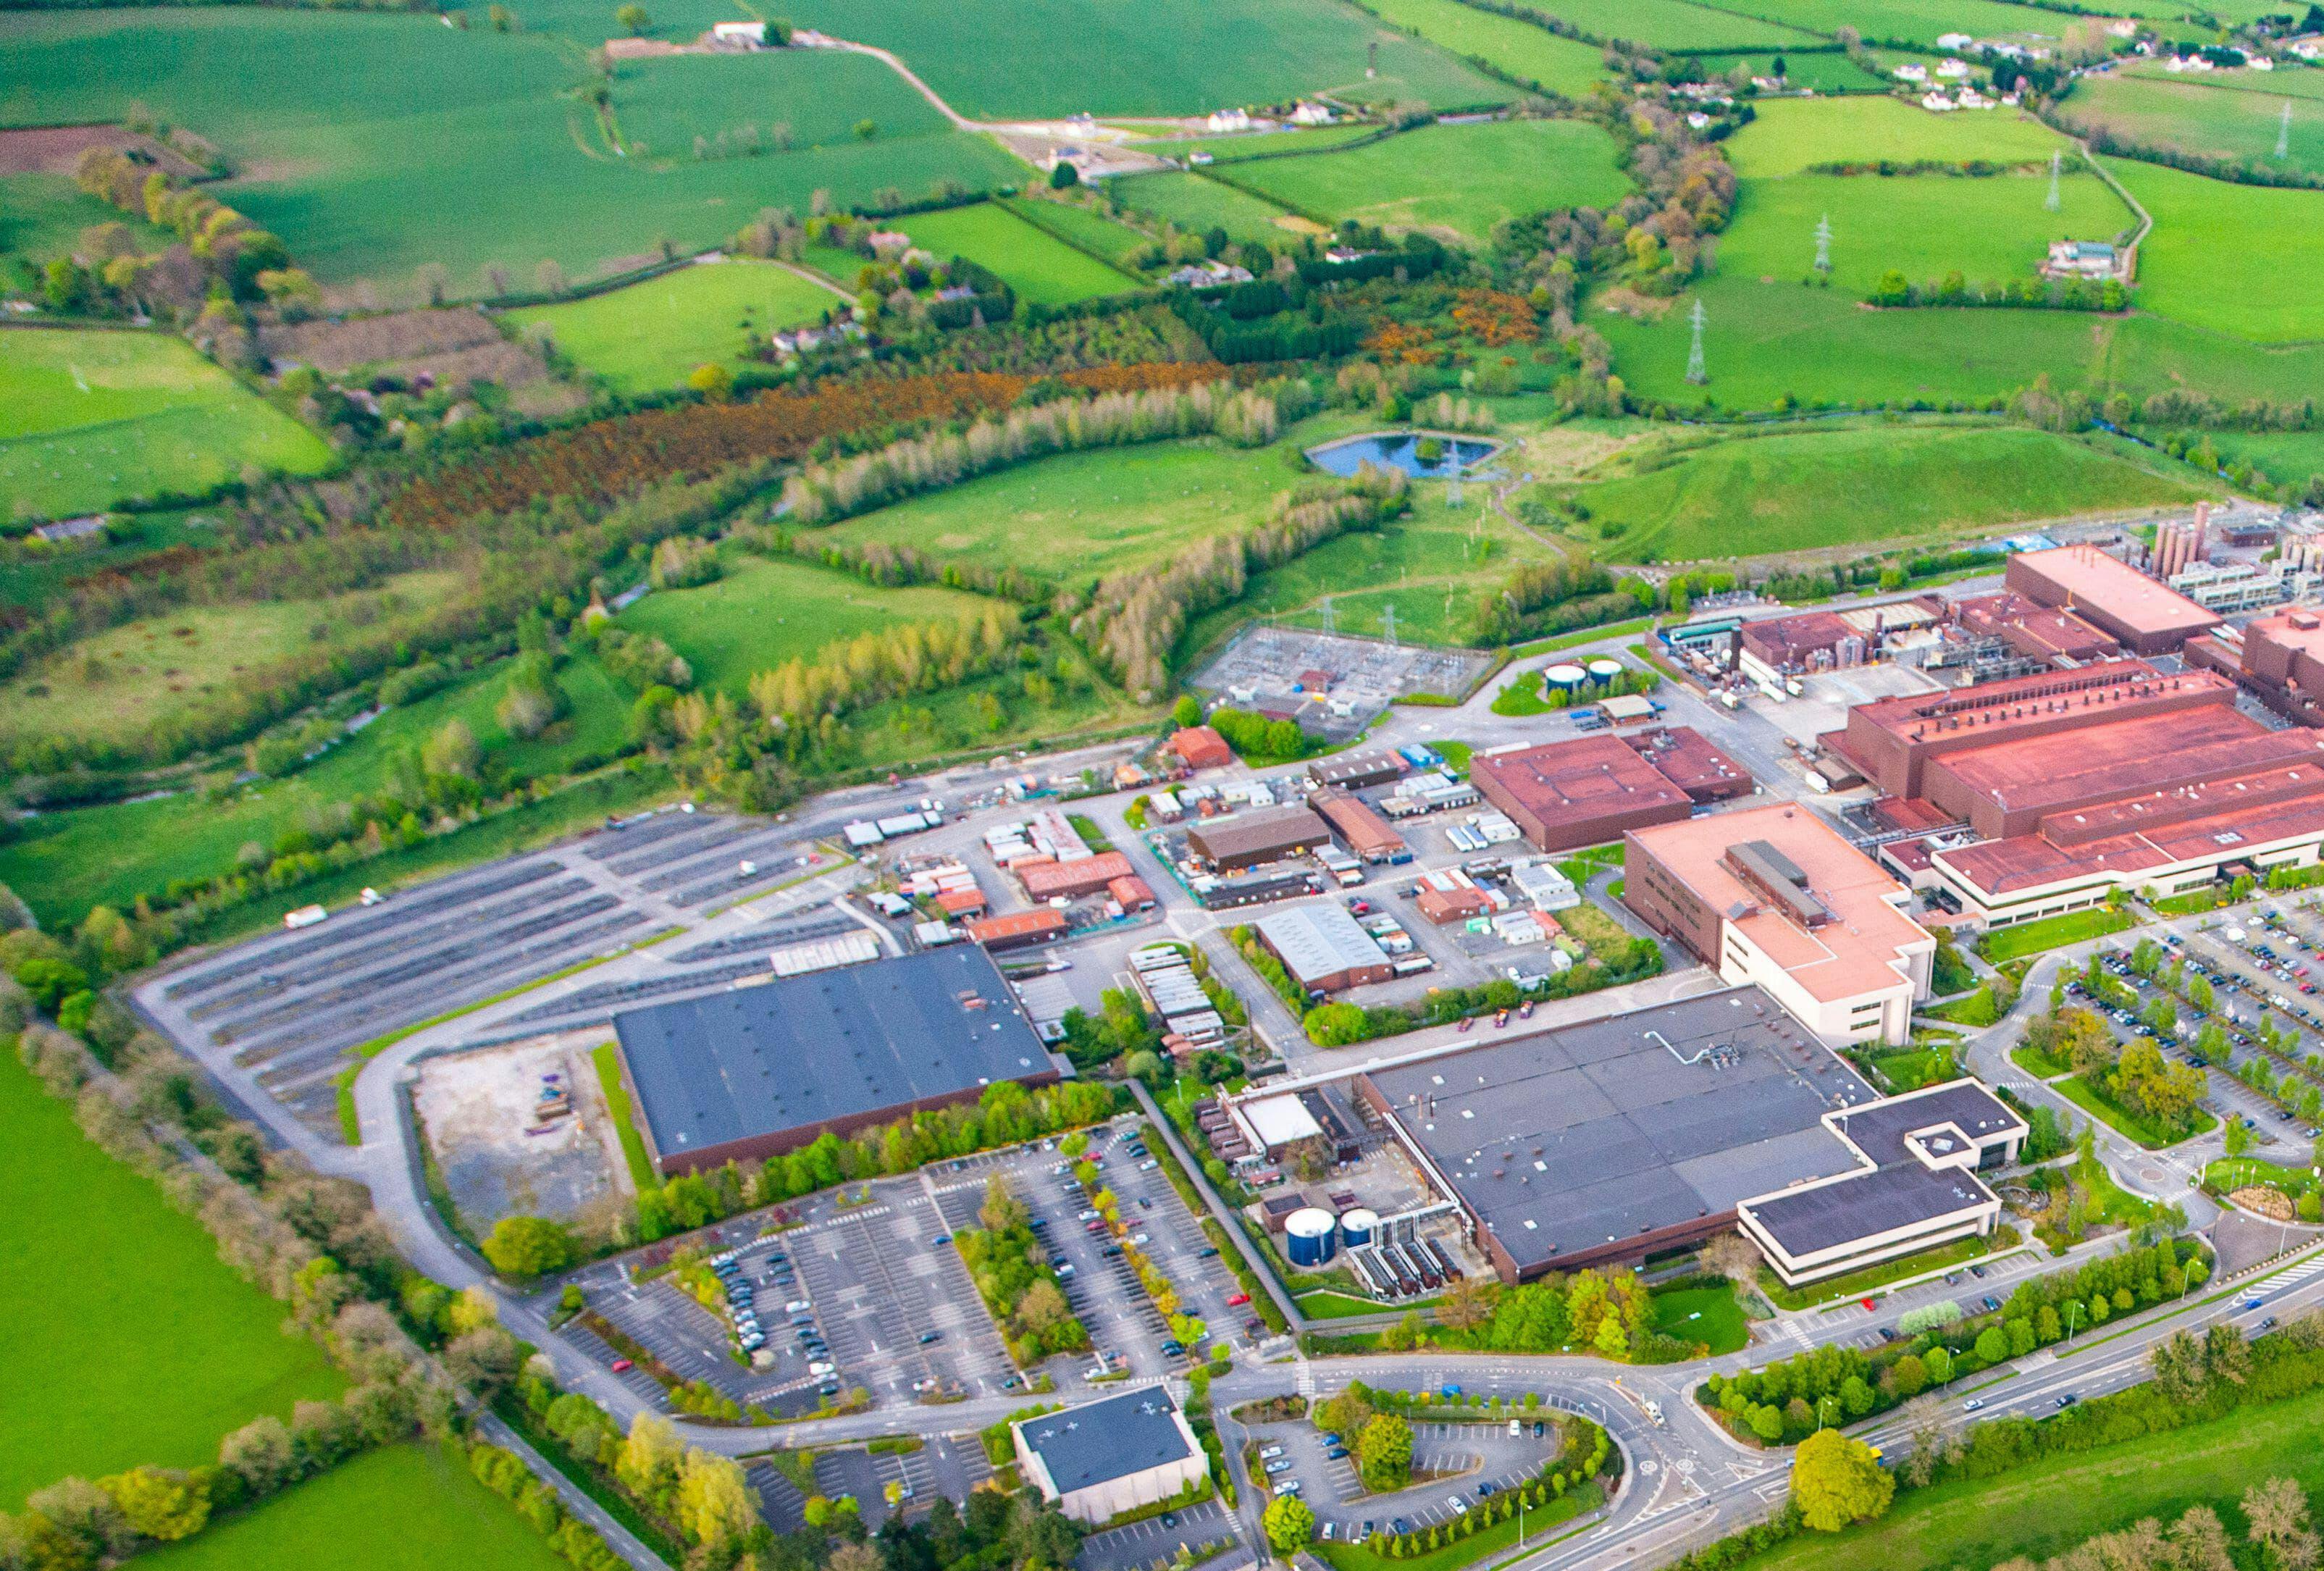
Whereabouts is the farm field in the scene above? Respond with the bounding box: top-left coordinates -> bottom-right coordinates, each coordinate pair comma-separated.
0,569 -> 464,754
505,260 -> 843,394
1724,95 -> 2071,177
1717,169 -> 2133,295
1110,170 -> 1313,244
0,326 -> 334,519
999,196 -> 1155,269
1561,422 -> 2203,563
137,1445 -> 566,1571
0,7 -> 1019,297
608,45 -> 952,158
895,201 -> 1142,306
1733,1367 -> 2324,1571
0,171 -> 172,284
1125,125 -> 1383,163
1686,49 -> 1897,93
1219,117 -> 1630,244
1516,0 -> 1814,48
2057,71 -> 2324,180
0,1052 -> 343,1507
1180,484 -> 1559,651
821,436 -> 1309,583
616,553 -> 1003,698
2112,159 -> 2324,343
1690,0 -> 2084,49
1351,0 -> 1612,96
776,0 -> 1507,117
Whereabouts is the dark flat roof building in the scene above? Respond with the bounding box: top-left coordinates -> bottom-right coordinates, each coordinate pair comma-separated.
1185,804 -> 1333,871
612,946 -> 1060,1175
1013,1388 -> 1207,1523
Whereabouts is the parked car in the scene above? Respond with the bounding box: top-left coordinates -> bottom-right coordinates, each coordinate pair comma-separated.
610,1359 -> 633,1374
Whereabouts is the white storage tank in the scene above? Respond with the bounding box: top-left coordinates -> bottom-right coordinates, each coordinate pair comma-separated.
1285,1207 -> 1339,1268
1543,662 -> 1588,694
1340,1207 -> 1380,1249
1586,657 -> 1624,684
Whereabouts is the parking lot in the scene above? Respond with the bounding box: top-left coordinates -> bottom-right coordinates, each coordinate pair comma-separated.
1238,1415 -> 1557,1538
1075,1498 -> 1236,1571
750,1436 -> 993,1533
137,805 -> 853,1136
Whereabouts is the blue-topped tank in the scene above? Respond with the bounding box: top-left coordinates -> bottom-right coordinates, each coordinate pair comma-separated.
1285,1207 -> 1339,1268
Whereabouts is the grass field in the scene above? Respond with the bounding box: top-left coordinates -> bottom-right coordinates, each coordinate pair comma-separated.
1561,423 -> 2201,563
2207,1156 -> 2319,1201
1517,0 -> 1813,48
139,1445 -> 566,1571
998,197 -> 1155,269
823,437 -> 1306,583
1693,0 -> 2086,49
777,0 -> 1506,117
0,569 -> 463,752
1181,482 -> 1559,651
0,171 -> 172,284
1111,170 -> 1314,244
1218,118 -> 1629,243
616,553 -> 1001,698
1649,1283 -> 1748,1356
2059,71 -> 2324,181
2110,159 -> 2324,344
1724,96 -> 2072,177
1733,1372 -> 2324,1571
896,201 -> 1143,306
0,8 -> 1020,296
0,1052 -> 343,1507
0,327 -> 333,519
1351,0 -> 1611,95
2162,427 -> 2324,493
1979,906 -> 2135,960
1717,168 -> 2134,296
1686,49 -> 1895,93
506,260 -> 842,394
1126,125 -> 1384,163
608,46 -> 952,159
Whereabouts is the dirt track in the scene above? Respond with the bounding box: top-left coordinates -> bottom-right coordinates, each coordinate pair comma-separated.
0,122 -> 206,177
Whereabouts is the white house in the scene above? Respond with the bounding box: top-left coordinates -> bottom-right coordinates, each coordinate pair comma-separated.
1289,101 -> 1335,125
1892,62 -> 1928,80
1936,56 -> 1970,77
1204,107 -> 1256,133
1921,90 -> 1958,111
709,20 -> 765,46
1937,30 -> 1973,49
2044,238 -> 2120,278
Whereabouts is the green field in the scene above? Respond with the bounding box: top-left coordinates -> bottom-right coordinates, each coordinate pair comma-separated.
896,201 -> 1143,306
777,0 -> 1507,116
138,1445 -> 565,1571
1112,170 -> 1314,244
1564,423 -> 2200,562
616,553 -> 1002,697
1725,96 -> 2072,177
1734,1375 -> 2324,1571
506,260 -> 842,393
1694,0 -> 2084,49
2060,70 -> 2324,180
1648,1283 -> 1748,1356
1220,117 -> 1630,243
0,8 -> 1020,296
608,46 -> 952,159
1517,0 -> 1813,48
1182,482 -> 1559,651
0,569 -> 463,752
0,1052 -> 343,1506
0,170 -> 172,284
999,196 -> 1155,268
1687,49 -> 1895,93
1127,125 -> 1383,163
2111,159 -> 2324,344
1352,0 -> 1612,96
1717,169 -> 2134,295
0,327 -> 333,519
2165,427 -> 2324,493
823,436 -> 1306,583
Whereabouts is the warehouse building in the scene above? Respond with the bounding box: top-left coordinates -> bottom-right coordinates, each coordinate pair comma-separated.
1469,734 -> 1696,852
1308,750 -> 1407,790
1310,786 -> 1409,863
611,946 -> 1060,1174
1020,850 -> 1134,902
1169,726 -> 1234,771
1185,803 -> 1333,871
2187,605 -> 2324,727
965,908 -> 1070,951
1251,902 -> 1394,993
1357,986 -> 2015,1283
1625,726 -> 1755,804
1624,803 -> 1934,1047
1014,1388 -> 1207,1524
2005,545 -> 2222,655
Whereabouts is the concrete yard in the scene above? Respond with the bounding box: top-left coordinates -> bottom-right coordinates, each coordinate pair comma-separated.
412,1030 -> 630,1233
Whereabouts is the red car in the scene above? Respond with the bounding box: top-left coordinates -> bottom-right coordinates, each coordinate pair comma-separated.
1859,1298 -> 1878,1313
1227,1292 -> 1251,1307
611,1358 -> 634,1373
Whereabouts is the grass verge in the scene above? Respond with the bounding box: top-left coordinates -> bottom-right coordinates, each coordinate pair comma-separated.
592,1042 -> 658,1190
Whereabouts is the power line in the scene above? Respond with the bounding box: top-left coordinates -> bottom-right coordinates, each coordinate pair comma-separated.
2044,149 -> 2061,213
2279,99 -> 2293,161
1812,212 -> 1832,273
1685,298 -> 1708,386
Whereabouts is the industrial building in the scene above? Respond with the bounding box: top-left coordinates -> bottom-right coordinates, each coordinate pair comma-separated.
1013,1388 -> 1207,1524
1469,734 -> 1696,852
1943,590 -> 2118,676
1825,658 -> 2324,923
2005,545 -> 2222,655
1250,902 -> 1394,994
1307,750 -> 1407,790
2189,605 -> 2324,726
1624,803 -> 1934,1047
610,947 -> 1060,1175
1168,726 -> 1234,771
1310,787 -> 1409,863
1358,986 -> 2020,1283
1184,803 -> 1333,871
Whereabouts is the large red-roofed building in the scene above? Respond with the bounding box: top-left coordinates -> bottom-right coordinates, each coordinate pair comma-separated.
2005,546 -> 2221,655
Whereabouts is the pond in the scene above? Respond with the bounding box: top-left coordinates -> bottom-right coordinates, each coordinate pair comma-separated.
1306,431 -> 1501,479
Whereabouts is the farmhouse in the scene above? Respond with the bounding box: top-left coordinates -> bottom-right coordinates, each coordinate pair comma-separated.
609,947 -> 1060,1175
1358,986 -> 2023,1284
1014,1388 -> 1207,1523
1624,803 -> 1935,1047
2044,240 -> 2125,280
